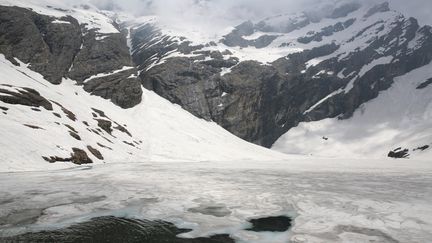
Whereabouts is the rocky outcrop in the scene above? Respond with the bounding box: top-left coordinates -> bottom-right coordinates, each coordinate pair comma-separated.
388,148 -> 409,159
68,29 -> 143,108
141,57 -> 223,120
0,6 -> 82,84
68,30 -> 131,82
0,85 -> 53,110
71,148 -> 93,164
87,145 -> 104,160
42,148 -> 93,164
83,68 -> 142,108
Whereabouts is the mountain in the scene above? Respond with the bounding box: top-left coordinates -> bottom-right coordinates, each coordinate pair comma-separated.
0,0 -> 431,168
0,0 -> 287,171
126,1 -> 432,159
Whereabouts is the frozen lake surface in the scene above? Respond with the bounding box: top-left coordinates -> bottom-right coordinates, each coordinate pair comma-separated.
0,159 -> 431,242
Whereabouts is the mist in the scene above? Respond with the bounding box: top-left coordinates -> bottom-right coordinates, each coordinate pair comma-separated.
78,0 -> 432,27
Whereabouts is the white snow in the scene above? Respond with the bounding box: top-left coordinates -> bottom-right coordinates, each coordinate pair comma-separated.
274,61 -> 432,160
358,56 -> 394,77
82,66 -> 134,83
51,20 -> 70,25
306,58 -> 323,69
303,89 -> 343,115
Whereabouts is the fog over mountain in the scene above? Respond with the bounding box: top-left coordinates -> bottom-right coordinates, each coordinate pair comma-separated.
84,0 -> 432,26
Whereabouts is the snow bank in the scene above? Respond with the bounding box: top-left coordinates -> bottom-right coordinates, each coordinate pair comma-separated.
273,61 -> 432,160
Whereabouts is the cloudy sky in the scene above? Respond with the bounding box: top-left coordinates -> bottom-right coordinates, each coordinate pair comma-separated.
85,0 -> 432,26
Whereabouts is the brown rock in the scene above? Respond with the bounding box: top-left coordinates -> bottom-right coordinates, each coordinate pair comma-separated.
87,145 -> 104,160
71,148 -> 93,165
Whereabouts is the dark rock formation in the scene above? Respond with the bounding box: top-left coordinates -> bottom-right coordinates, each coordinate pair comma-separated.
87,145 -> 104,160
52,101 -> 76,121
68,31 -> 128,82
71,148 -> 93,164
43,148 -> 93,164
414,145 -> 430,151
416,78 -> 432,89
69,131 -> 81,141
0,6 -> 82,84
42,156 -> 71,163
0,85 -> 53,110
83,68 -> 142,108
388,148 -> 410,159
24,124 -> 44,130
114,124 -> 132,137
67,28 -> 143,108
96,119 -> 113,134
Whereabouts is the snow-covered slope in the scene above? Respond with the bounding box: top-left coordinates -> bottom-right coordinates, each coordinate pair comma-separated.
0,54 -> 287,172
273,61 -> 432,160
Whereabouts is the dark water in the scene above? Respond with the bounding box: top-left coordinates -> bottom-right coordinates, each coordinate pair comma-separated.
1,216 -> 234,243
246,216 -> 292,232
1,215 -> 293,242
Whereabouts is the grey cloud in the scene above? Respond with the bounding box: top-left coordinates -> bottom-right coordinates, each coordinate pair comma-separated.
68,0 -> 432,26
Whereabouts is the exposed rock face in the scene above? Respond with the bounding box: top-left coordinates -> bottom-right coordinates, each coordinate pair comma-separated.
141,57 -> 224,120
0,6 -> 142,108
66,28 -> 143,108
68,31 -> 130,82
83,68 -> 142,108
0,6 -> 82,84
